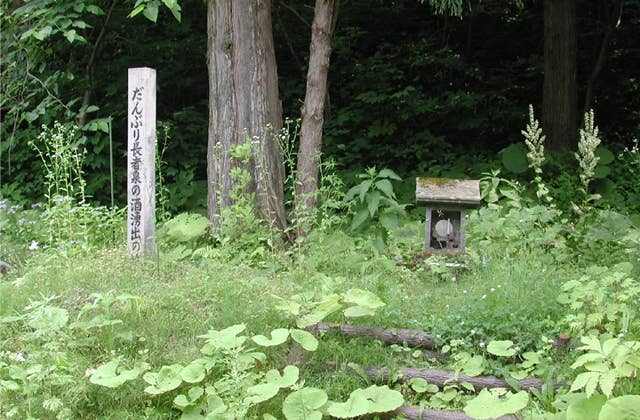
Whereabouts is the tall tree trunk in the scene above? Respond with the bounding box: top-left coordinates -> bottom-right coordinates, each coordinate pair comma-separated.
584,0 -> 623,112
294,0 -> 335,229
543,0 -> 578,152
206,0 -> 287,231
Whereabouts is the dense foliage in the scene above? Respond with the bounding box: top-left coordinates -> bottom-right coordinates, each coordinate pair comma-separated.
2,0 -> 640,208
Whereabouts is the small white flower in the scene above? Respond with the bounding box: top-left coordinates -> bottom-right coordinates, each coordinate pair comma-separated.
403,295 -> 409,300
28,240 -> 39,250
497,284 -> 502,288
463,290 -> 468,294
470,329 -> 476,335
84,367 -> 97,378
515,346 -> 521,352
460,320 -> 465,325
451,277 -> 457,282
479,342 -> 485,348
436,334 -> 442,339
618,333 -> 625,338
481,294 -> 487,299
490,288 -> 496,292
15,352 -> 26,362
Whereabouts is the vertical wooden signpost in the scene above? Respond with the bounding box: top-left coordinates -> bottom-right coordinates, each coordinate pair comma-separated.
127,67 -> 156,257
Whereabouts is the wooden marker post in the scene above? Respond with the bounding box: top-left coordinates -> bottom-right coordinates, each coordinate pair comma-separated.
127,67 -> 156,257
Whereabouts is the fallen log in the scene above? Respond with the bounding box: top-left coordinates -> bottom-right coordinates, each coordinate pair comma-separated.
0,261 -> 14,276
364,366 -> 546,392
308,322 -> 437,349
393,406 -> 516,420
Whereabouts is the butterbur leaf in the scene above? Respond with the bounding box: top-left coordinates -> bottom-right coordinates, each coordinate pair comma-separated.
461,355 -> 484,377
408,378 -> 429,393
599,395 -> 640,420
198,324 -> 246,352
252,328 -> 289,347
90,358 -> 142,388
343,289 -> 385,309
245,383 -> 280,404
463,388 -> 529,419
282,387 -> 328,420
487,340 -> 516,357
565,394 -> 606,420
327,385 -> 404,418
143,364 -> 183,395
343,305 -> 376,318
181,361 -> 206,383
265,366 -> 299,388
290,329 -> 319,351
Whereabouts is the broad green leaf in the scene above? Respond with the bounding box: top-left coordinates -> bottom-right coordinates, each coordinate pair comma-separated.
181,361 -> 206,383
408,378 -> 429,393
566,394 -> 606,420
359,180 -> 373,202
343,305 -> 376,318
343,289 -> 385,309
128,4 -> 145,18
501,143 -> 529,174
595,147 -> 614,165
570,372 -> 600,397
593,165 -> 611,179
28,306 -> 69,331
343,185 -> 361,203
89,358 -> 142,388
379,212 -> 399,231
245,383 -> 280,404
143,364 -> 183,395
265,365 -> 299,388
351,207 -> 370,231
143,1 -> 159,22
599,395 -> 640,420
375,179 -> 394,198
461,355 -> 484,377
378,168 -> 402,180
598,372 -> 616,397
34,26 -> 53,41
366,191 -> 381,217
282,387 -> 328,420
487,340 -> 516,357
86,5 -> 104,15
252,328 -> 290,347
327,385 -> 403,418
198,324 -> 246,352
463,388 -> 529,419
64,29 -> 77,43
290,329 -> 319,351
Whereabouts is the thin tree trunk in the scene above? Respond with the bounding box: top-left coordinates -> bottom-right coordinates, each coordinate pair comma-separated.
207,0 -> 287,231
543,0 -> 578,151
293,0 -> 334,232
78,0 -> 116,127
584,0 -> 623,111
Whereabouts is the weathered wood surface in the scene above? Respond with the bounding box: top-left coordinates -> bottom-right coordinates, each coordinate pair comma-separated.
308,322 -> 438,349
127,67 -> 156,258
0,261 -> 14,275
365,366 -> 545,392
415,178 -> 481,206
393,406 -> 516,420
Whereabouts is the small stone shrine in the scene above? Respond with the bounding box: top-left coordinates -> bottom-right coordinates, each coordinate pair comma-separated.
416,178 -> 481,254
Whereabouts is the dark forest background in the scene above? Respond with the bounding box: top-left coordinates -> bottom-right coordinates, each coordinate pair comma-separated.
2,0 -> 639,210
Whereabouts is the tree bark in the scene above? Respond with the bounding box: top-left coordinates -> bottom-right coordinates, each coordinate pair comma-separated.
207,0 -> 287,231
584,0 -> 623,112
364,366 -> 547,392
308,322 -> 438,349
543,0 -> 578,152
293,0 -> 334,229
393,406 -> 516,420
